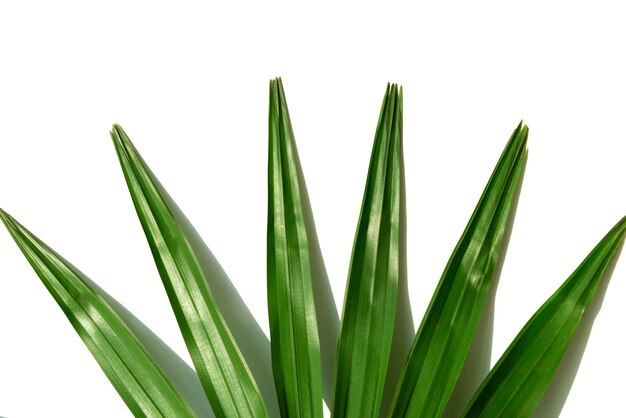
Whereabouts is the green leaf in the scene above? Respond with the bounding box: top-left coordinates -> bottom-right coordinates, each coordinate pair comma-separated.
389,122 -> 528,418
0,209 -> 196,418
267,78 -> 323,418
462,216 -> 626,417
110,126 -> 268,418
332,84 -> 403,418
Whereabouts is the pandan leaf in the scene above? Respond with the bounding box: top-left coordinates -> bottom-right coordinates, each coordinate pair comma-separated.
332,84 -> 403,418
0,209 -> 196,418
389,122 -> 528,418
462,216 -> 626,417
110,126 -> 268,418
267,78 -> 323,418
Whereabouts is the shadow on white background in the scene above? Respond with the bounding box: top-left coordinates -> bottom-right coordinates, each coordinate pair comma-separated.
69,129 -> 622,418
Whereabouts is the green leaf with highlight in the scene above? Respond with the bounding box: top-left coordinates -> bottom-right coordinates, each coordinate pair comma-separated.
0,209 -> 196,418
332,84 -> 403,418
267,77 -> 323,418
389,122 -> 528,418
462,216 -> 626,417
110,126 -> 268,418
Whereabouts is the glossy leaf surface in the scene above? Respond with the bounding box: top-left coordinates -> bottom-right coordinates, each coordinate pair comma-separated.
389,123 -> 528,418
267,78 -> 323,418
462,216 -> 626,417
332,84 -> 403,418
0,209 -> 196,418
110,126 -> 268,418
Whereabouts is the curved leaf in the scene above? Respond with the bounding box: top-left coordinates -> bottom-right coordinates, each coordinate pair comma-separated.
110,126 -> 268,418
389,122 -> 528,418
462,216 -> 626,417
0,209 -> 196,418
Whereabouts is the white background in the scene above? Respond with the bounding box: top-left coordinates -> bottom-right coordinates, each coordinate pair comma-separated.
1,2 -> 625,417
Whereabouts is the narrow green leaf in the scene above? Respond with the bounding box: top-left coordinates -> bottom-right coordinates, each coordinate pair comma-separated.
110,126 -> 268,418
389,123 -> 528,418
267,78 -> 323,418
462,216 -> 626,417
0,209 -> 196,418
332,84 -> 403,418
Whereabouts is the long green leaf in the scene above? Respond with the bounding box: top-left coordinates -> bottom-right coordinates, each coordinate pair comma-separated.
0,209 -> 196,418
110,126 -> 268,418
462,216 -> 626,417
389,122 -> 528,418
332,84 -> 403,418
267,78 -> 323,418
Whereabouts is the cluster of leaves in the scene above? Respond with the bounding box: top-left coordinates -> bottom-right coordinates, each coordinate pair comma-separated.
1,79 -> 623,418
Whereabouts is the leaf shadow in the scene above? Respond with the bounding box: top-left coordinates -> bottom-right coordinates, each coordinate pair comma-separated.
442,151 -> 528,418
148,171 -> 281,417
531,240 -> 624,418
291,136 -> 341,408
4,205 -> 215,415
45,247 -> 214,417
80,274 -> 214,418
379,138 -> 414,418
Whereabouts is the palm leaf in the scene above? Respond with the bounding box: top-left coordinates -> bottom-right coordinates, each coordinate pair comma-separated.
0,209 -> 196,418
332,83 -> 403,418
389,122 -> 528,418
462,215 -> 626,417
267,78 -> 323,418
110,126 -> 268,418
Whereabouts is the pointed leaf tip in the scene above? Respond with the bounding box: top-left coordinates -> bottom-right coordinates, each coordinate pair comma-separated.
0,209 -> 19,235
110,124 -> 127,141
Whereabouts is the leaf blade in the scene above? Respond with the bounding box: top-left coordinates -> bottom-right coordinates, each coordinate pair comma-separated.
110,126 -> 268,418
332,84 -> 403,418
267,78 -> 323,418
0,209 -> 196,418
462,216 -> 626,417
389,123 -> 528,418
